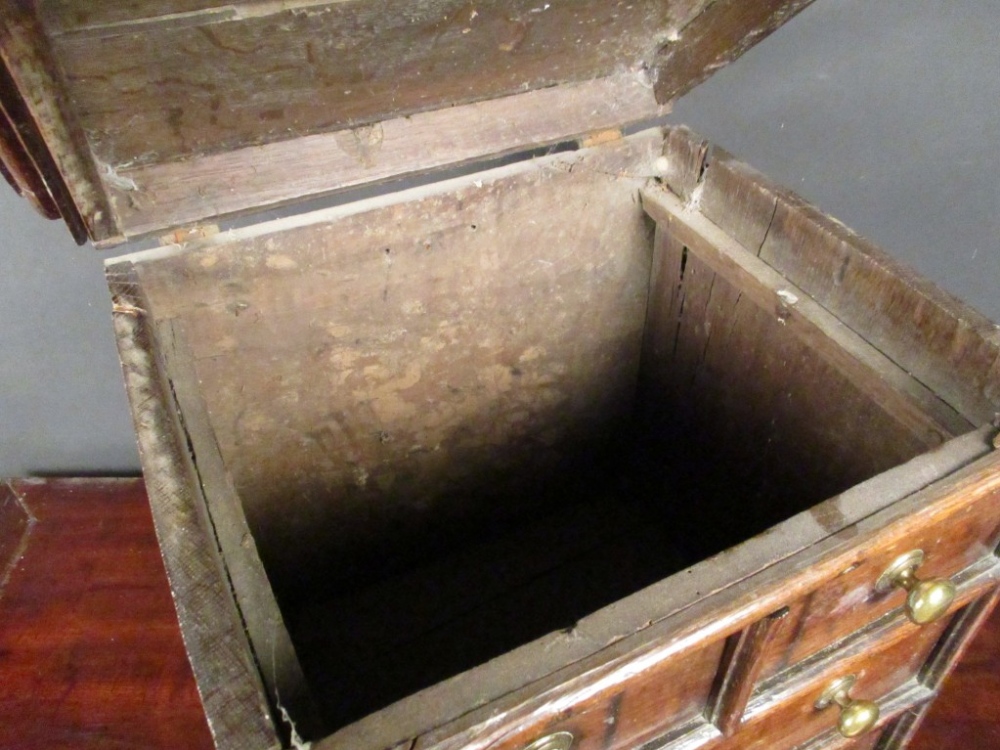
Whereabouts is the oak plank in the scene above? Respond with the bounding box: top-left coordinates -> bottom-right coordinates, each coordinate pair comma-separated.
105,264 -> 280,750
641,183 -> 973,443
658,126 -> 1000,426
106,74 -> 669,239
759,193 -> 1000,426
156,316 -> 326,740
52,0 -> 701,169
652,0 -> 816,103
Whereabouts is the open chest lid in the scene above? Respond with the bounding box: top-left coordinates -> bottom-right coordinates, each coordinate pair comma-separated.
1,0 -> 814,246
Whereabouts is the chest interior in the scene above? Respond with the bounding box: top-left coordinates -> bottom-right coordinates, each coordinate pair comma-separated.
108,126 -> 977,743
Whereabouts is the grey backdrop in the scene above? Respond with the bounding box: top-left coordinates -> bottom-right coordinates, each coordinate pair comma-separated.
1,0 -> 997,477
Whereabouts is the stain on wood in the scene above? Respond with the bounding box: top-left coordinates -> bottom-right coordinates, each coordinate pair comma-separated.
128,134 -> 661,605
46,0 -> 700,169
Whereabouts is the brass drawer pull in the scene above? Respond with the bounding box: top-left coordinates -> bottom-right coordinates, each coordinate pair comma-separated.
876,549 -> 956,625
815,675 -> 880,738
521,732 -> 574,750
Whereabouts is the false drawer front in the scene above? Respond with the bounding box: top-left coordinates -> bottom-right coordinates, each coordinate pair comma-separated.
705,614 -> 950,750
755,460 -> 1000,684
481,577 -> 1000,750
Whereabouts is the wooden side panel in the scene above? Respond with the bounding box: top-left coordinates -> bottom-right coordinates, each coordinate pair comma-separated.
658,126 -> 1000,427
758,193 -> 1000,426
105,264 -> 280,750
127,134 -> 661,605
637,212 -> 941,559
156,316 -> 326,739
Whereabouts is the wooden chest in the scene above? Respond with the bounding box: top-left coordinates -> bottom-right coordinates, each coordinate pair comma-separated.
4,3 -> 1000,750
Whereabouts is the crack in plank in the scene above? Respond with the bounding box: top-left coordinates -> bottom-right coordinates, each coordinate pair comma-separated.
0,481 -> 39,604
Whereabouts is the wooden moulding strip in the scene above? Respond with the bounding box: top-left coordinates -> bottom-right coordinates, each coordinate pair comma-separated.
105,262 -> 280,750
640,184 -> 973,445
0,6 -> 116,243
105,73 -> 670,240
0,97 -> 60,220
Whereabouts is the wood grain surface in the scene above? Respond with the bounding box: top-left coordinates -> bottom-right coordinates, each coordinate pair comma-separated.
1,477 -> 997,749
0,478 -> 213,750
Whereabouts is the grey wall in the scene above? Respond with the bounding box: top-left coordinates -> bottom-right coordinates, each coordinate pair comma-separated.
1,0 -> 997,477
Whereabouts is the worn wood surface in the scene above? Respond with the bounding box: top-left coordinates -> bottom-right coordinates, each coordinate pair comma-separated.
0,5 -> 113,242
6,0 -> 817,242
123,133 -> 661,607
636,219 -> 943,556
0,479 -> 213,750
156,315 -> 326,739
44,0 -> 700,168
658,126 -> 1000,427
643,168 -> 971,445
106,265 -> 280,750
652,0 -> 814,104
104,73 -> 668,239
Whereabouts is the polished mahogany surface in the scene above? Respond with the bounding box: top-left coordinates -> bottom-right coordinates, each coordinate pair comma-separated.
0,478 -> 213,750
0,477 -> 996,749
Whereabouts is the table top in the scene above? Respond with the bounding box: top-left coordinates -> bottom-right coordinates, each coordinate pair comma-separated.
0,477 -> 996,749
0,478 -> 213,750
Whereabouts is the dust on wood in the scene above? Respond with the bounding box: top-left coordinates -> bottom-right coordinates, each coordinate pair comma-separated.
129,134 -> 661,607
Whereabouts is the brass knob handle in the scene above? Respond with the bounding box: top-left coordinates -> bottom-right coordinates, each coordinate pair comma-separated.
876,549 -> 957,625
815,675 -> 880,738
521,732 -> 574,750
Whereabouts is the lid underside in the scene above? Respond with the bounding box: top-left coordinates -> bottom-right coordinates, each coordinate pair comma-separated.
1,0 -> 816,244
